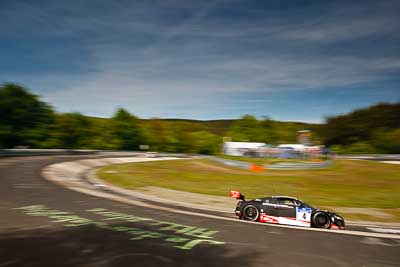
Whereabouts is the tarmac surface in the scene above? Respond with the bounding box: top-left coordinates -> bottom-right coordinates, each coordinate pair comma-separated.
0,155 -> 399,267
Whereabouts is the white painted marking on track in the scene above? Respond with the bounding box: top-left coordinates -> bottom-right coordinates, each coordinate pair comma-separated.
361,237 -> 397,246
367,227 -> 400,234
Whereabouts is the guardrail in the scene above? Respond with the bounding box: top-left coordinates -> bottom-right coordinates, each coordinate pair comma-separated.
0,149 -> 196,158
211,156 -> 252,169
336,154 -> 400,160
267,160 -> 333,169
0,149 -> 99,157
209,156 -> 333,170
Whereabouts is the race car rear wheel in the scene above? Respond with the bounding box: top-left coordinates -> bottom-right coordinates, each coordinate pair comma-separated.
242,204 -> 259,221
312,212 -> 331,229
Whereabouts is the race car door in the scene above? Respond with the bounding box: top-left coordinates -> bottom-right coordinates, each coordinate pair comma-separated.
276,198 -> 296,218
261,198 -> 279,217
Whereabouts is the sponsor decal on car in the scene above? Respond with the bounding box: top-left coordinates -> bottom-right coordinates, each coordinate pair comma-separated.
259,214 -> 279,224
229,190 -> 241,199
296,207 -> 311,224
259,214 -> 311,227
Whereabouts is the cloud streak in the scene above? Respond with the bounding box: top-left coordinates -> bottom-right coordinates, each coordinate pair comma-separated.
0,0 -> 399,121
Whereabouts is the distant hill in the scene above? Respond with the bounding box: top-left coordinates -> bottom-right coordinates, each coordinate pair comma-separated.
140,118 -> 320,137
52,102 -> 400,153
144,119 -> 236,135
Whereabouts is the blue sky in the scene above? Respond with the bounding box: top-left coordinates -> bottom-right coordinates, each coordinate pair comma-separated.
1,0 -> 399,122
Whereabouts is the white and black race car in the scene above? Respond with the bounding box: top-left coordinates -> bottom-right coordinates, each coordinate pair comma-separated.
230,190 -> 345,229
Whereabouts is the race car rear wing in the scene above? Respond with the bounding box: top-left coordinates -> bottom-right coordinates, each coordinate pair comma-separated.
230,190 -> 245,201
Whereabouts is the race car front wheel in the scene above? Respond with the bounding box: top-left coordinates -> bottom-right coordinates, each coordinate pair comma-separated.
312,212 -> 331,229
242,204 -> 259,221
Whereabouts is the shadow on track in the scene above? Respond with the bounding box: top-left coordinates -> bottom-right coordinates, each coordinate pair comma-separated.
0,224 -> 256,267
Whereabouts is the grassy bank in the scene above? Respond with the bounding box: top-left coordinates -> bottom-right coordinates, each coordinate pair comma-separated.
97,158 -> 400,221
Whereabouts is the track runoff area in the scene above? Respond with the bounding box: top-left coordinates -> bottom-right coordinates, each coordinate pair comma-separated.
0,154 -> 399,267
80,156 -> 399,237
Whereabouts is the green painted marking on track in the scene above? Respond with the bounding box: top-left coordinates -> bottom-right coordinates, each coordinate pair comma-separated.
174,239 -> 226,250
14,205 -> 225,251
87,208 -> 220,239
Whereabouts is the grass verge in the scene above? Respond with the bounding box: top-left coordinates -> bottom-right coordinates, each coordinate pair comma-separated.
97,158 -> 400,222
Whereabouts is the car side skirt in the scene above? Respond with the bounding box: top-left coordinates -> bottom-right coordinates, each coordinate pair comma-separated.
259,214 -> 311,227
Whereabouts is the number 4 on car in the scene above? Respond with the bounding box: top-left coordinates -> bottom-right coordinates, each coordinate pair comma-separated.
230,190 -> 345,229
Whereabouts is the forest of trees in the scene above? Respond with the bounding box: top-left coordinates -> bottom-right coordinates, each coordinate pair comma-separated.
322,103 -> 400,153
1,83 -> 399,154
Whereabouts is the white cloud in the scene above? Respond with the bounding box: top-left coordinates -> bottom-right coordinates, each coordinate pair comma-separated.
1,0 -> 399,119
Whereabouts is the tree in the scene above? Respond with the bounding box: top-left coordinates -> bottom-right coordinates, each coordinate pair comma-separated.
372,128 -> 400,154
228,115 -> 264,142
111,108 -> 145,150
190,131 -> 221,154
44,113 -> 93,149
323,103 -> 400,147
0,83 -> 54,148
86,117 -> 116,150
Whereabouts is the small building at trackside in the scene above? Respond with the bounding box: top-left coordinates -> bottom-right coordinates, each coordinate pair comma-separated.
222,142 -> 266,156
277,144 -> 307,152
297,130 -> 312,145
277,144 -> 321,153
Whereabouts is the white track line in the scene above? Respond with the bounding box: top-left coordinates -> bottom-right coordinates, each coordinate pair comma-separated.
367,227 -> 400,234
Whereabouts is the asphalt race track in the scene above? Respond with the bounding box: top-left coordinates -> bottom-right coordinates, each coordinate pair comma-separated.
0,155 -> 399,267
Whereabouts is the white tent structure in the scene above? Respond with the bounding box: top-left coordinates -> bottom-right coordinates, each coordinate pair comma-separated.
223,142 -> 266,156
278,144 -> 321,153
278,144 -> 306,151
